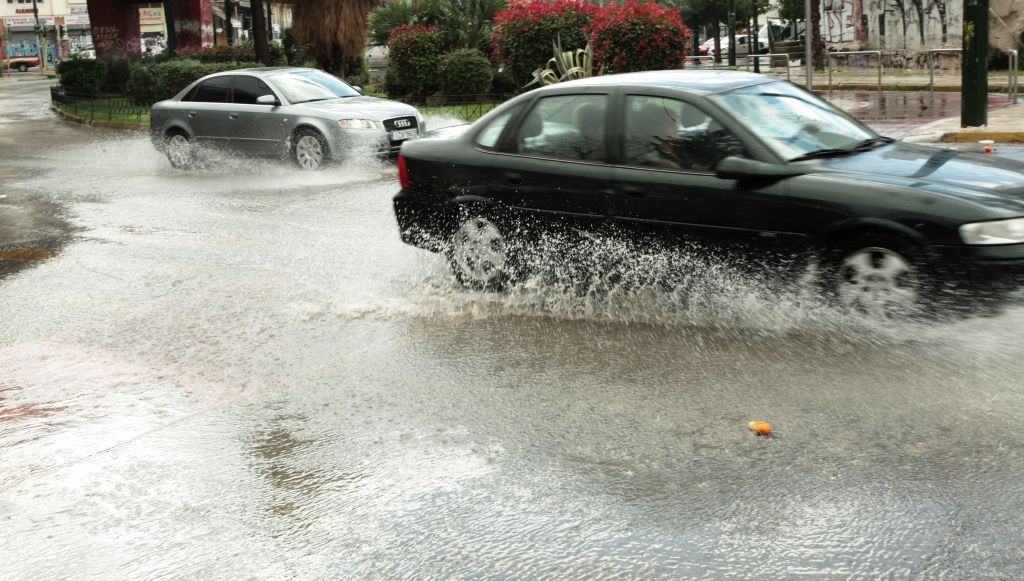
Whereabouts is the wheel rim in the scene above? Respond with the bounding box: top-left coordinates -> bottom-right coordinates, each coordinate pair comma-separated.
452,218 -> 507,285
295,135 -> 324,169
836,247 -> 919,316
166,134 -> 191,167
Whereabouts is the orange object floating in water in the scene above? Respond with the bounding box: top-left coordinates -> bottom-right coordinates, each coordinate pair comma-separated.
985,145 -> 993,153
747,421 -> 773,436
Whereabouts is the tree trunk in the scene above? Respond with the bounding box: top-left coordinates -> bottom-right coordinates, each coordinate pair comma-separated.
713,24 -> 722,63
810,3 -> 825,70
251,0 -> 271,66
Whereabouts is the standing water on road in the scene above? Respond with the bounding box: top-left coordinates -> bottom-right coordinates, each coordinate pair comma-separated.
2,78 -> 1024,578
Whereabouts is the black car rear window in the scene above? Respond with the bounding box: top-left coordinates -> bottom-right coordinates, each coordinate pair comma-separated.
231,76 -> 274,105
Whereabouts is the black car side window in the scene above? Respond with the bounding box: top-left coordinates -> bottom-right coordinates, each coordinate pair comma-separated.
185,77 -> 230,103
513,94 -> 608,162
624,95 -> 747,173
232,76 -> 274,105
474,105 -> 521,150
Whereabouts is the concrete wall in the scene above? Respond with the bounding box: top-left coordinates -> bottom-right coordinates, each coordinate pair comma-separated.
822,0 -> 1024,66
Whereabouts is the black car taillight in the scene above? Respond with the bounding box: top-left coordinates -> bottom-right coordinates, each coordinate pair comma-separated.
398,153 -> 411,190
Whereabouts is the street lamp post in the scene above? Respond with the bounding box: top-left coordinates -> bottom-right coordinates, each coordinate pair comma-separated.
752,0 -> 759,73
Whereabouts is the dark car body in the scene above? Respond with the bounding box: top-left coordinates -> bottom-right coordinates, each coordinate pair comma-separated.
394,71 -> 1024,309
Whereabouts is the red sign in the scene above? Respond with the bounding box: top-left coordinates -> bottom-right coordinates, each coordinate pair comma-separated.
15,8 -> 35,14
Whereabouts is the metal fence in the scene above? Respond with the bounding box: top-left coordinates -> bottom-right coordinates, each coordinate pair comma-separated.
399,96 -> 509,123
50,87 -> 151,124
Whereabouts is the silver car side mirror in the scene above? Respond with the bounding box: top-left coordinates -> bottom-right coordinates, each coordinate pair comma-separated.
257,94 -> 279,105
353,86 -> 363,95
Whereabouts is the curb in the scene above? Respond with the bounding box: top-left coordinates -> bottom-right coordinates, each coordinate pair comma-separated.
939,131 -> 1024,143
51,105 -> 147,131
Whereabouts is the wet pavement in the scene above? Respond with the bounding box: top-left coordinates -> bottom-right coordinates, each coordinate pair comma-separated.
825,90 -> 1015,139
3,78 -> 1024,578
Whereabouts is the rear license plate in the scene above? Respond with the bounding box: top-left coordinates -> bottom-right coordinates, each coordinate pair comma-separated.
389,128 -> 418,141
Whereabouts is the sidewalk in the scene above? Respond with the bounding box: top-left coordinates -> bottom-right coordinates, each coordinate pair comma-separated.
901,103 -> 1024,143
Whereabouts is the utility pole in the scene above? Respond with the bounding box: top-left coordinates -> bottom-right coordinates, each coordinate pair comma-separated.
266,1 -> 274,42
962,0 -> 988,126
728,0 -> 736,67
31,0 -> 46,72
804,0 -> 813,89
163,0 -> 176,56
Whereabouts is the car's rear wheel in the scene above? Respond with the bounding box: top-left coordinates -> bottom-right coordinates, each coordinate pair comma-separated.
17,64 -> 28,72
823,233 -> 928,318
165,131 -> 194,169
293,129 -> 328,170
448,214 -> 519,291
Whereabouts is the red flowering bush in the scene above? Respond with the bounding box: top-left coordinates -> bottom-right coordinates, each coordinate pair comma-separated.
491,0 -> 599,86
588,0 -> 690,74
388,24 -> 446,96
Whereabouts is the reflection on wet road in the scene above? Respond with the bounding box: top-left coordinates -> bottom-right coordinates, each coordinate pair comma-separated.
2,79 -> 1024,578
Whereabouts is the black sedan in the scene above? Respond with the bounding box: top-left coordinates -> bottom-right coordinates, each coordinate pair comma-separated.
393,70 -> 1024,315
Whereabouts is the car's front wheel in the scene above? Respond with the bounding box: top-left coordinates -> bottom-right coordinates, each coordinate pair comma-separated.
448,214 -> 519,291
17,64 -> 28,72
823,234 -> 927,318
165,131 -> 195,169
292,129 -> 328,170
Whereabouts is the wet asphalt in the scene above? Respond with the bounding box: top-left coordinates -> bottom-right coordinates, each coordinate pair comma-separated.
2,75 -> 1024,579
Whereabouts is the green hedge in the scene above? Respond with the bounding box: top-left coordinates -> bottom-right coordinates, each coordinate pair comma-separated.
387,24 -> 445,97
440,49 -> 493,95
56,55 -> 108,95
127,60 -> 262,103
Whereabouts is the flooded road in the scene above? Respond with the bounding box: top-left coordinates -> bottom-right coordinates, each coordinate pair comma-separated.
3,78 -> 1024,578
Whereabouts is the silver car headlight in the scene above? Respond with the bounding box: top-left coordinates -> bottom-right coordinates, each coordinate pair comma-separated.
960,217 -> 1024,245
338,118 -> 376,130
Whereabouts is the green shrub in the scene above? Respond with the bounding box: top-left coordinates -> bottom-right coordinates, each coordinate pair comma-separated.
148,60 -> 262,101
103,57 -> 133,93
177,45 -> 256,63
440,48 -> 493,95
489,67 -> 518,95
383,68 -> 408,98
388,24 -> 445,96
56,54 -> 108,95
126,64 -> 158,104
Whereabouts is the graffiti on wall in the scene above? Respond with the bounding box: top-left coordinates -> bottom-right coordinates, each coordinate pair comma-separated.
822,0 -> 962,49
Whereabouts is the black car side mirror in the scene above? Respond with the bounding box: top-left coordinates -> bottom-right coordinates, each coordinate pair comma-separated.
715,156 -> 814,180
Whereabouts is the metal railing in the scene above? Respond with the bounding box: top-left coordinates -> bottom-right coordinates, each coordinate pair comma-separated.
1009,49 -> 1019,103
684,55 -> 730,69
825,50 -> 883,91
927,48 -> 962,92
744,53 -> 792,80
50,87 -> 152,124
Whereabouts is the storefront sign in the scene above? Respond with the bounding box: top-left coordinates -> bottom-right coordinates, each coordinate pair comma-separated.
64,15 -> 90,26
3,16 -> 55,28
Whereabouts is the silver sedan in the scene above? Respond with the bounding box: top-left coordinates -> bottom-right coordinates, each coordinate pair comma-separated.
150,67 -> 424,170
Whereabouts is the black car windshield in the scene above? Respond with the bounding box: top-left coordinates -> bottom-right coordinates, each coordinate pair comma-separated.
711,81 -> 876,160
268,70 -> 360,104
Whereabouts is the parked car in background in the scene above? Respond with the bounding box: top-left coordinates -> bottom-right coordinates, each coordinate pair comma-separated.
7,55 -> 40,72
150,67 -> 424,170
706,35 -> 766,58
393,70 -> 1024,316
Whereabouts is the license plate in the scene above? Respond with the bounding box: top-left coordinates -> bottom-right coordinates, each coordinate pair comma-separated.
389,128 -> 418,141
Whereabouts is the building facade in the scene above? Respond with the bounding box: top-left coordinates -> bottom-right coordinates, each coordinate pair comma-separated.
1,0 -> 91,63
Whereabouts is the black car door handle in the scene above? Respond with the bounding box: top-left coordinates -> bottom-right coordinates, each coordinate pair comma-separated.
623,185 -> 646,197
504,172 -> 524,186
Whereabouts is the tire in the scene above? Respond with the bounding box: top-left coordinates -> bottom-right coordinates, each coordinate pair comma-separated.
165,131 -> 195,169
821,233 -> 931,318
448,213 -> 521,291
17,64 -> 28,73
292,129 -> 329,170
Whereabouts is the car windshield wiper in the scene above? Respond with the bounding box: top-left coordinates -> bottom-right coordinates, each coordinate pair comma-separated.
789,136 -> 894,162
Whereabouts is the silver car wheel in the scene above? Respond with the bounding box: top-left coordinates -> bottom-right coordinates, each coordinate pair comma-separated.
166,134 -> 192,169
836,247 -> 918,316
295,134 -> 324,170
452,217 -> 508,286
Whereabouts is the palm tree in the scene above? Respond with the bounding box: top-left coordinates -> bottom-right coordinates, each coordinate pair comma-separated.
292,0 -> 381,75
